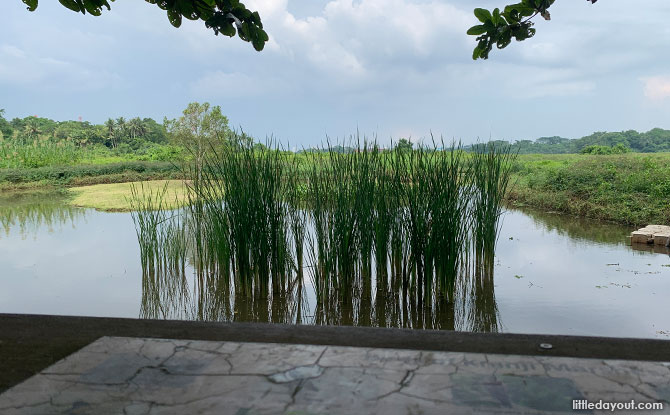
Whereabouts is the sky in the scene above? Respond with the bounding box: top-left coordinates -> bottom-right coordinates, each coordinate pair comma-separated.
1,0 -> 670,147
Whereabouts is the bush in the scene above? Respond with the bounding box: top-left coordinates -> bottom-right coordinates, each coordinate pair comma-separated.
580,144 -> 629,155
0,161 -> 180,184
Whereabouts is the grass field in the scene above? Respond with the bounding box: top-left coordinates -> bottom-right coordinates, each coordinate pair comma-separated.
69,180 -> 189,211
508,153 -> 670,225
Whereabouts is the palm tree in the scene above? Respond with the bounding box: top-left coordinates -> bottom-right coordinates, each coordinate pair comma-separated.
127,117 -> 146,140
104,118 -> 117,148
116,117 -> 127,145
23,118 -> 41,144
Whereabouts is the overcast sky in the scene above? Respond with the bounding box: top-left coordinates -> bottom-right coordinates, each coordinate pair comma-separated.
2,0 -> 670,147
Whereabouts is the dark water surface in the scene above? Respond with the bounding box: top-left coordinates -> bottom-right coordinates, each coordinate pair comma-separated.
1,191 -> 668,339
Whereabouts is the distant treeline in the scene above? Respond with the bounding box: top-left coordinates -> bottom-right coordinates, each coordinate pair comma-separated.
2,109 -> 669,156
302,131 -> 670,155
470,128 -> 670,154
0,110 -> 169,151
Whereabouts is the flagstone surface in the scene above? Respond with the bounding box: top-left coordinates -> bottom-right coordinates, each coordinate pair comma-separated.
1,336 -> 669,414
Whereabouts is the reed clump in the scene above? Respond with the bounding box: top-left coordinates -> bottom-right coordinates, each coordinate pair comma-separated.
129,134 -> 515,330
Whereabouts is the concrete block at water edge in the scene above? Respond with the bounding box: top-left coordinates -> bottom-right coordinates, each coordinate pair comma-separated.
653,233 -> 670,246
631,231 -> 653,244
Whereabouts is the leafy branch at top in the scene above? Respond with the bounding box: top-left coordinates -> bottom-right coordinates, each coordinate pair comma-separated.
20,0 -> 269,51
468,0 -> 597,60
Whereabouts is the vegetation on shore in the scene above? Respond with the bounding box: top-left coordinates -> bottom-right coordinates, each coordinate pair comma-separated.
508,153 -> 670,225
2,106 -> 670,226
0,161 -> 181,190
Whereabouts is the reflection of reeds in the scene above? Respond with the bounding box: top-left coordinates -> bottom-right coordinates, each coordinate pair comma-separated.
129,136 -> 515,332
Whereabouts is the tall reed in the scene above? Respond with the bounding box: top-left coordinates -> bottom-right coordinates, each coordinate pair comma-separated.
470,142 -> 516,274
129,136 -> 513,331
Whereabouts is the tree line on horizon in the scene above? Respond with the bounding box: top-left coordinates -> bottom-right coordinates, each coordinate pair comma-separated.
469,129 -> 670,154
2,109 -> 670,158
0,109 -> 169,152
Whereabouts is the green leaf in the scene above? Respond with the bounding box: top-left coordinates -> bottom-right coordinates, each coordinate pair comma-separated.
472,45 -> 483,60
492,8 -> 501,25
496,27 -> 512,49
467,25 -> 488,36
220,20 -> 236,37
473,8 -> 492,23
252,38 -> 264,51
58,0 -> 82,13
22,0 -> 38,11
504,3 -> 535,18
82,1 -> 102,16
167,9 -> 182,27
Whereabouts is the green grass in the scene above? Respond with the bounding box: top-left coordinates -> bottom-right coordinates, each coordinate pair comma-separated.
69,180 -> 189,211
509,153 -> 670,225
0,138 -> 81,168
127,138 -> 516,325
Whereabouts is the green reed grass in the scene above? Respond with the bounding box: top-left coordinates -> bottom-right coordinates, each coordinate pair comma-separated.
129,135 -> 514,329
470,142 -> 516,274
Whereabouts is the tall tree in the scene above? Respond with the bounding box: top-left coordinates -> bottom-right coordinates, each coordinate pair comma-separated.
0,109 -> 13,138
127,117 -> 146,140
22,117 -> 41,143
165,102 -> 230,181
394,138 -> 413,153
115,117 -> 127,144
104,118 -> 118,148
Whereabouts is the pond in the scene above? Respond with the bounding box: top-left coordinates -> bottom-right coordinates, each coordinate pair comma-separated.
0,190 -> 668,339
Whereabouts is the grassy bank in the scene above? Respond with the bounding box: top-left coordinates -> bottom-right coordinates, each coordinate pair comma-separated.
69,180 -> 189,211
508,153 -> 670,225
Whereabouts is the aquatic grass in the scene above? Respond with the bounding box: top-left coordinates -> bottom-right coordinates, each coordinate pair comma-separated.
470,142 -> 517,274
129,181 -> 191,320
428,143 -> 472,295
129,135 -> 514,330
183,134 -> 301,304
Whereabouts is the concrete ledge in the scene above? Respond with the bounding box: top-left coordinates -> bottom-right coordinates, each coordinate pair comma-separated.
2,313 -> 669,393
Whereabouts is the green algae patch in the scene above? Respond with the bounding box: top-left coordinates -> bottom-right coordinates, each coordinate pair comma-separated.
68,180 -> 189,211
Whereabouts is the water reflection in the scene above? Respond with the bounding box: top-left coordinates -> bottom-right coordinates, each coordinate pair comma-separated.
136,206 -> 668,332
630,243 -> 670,255
0,190 -> 85,238
519,207 -> 627,246
1,192 -> 668,338
138,247 -> 501,332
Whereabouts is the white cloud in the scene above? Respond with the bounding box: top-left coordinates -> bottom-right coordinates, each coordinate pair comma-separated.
245,0 -> 472,85
0,43 -> 122,92
642,76 -> 670,101
190,71 -> 287,98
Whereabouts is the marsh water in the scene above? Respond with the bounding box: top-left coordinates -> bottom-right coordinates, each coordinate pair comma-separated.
1,190 -> 669,339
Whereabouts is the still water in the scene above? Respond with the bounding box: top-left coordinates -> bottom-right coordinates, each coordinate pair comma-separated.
0,191 -> 668,339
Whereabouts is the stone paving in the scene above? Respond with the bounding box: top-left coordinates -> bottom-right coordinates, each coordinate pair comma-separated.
1,336 -> 669,414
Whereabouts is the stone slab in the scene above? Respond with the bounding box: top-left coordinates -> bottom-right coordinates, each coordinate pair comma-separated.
1,336 -> 668,414
631,232 -> 653,244
631,225 -> 670,245
654,233 -> 670,246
